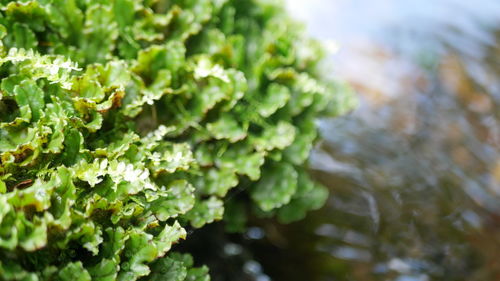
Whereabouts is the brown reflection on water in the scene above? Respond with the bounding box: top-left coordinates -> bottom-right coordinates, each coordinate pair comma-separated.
250,1 -> 500,280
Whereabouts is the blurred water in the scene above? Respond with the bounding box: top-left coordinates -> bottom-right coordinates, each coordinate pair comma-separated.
267,0 -> 500,280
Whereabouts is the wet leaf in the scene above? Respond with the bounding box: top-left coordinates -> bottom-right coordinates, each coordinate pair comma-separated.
184,197 -> 224,228
251,162 -> 298,211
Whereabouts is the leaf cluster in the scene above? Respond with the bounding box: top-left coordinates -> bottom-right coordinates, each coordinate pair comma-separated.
0,0 -> 353,279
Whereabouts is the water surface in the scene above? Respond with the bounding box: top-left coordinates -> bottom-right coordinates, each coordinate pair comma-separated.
271,0 -> 500,280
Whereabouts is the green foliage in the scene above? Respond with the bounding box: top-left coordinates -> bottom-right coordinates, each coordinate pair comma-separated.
0,0 -> 353,279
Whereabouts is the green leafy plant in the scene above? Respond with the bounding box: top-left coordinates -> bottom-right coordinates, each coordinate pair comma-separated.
0,0 -> 354,280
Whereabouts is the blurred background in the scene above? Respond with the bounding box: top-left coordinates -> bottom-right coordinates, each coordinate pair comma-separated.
179,0 -> 500,280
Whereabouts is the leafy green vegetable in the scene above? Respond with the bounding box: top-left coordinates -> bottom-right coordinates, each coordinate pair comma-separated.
0,0 -> 353,279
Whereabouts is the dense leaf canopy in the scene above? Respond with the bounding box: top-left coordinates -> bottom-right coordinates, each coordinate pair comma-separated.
0,0 -> 353,280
